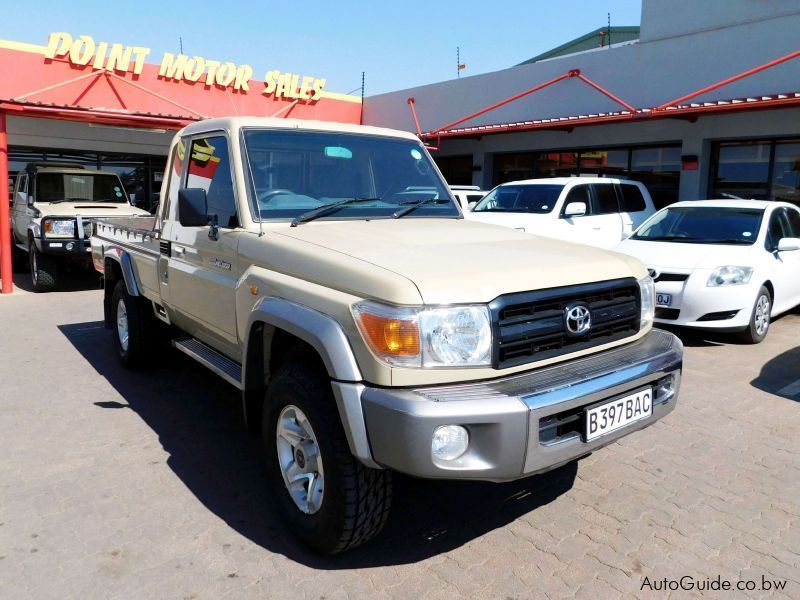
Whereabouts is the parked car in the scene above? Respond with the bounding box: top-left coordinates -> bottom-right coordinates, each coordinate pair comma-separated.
9,162 -> 150,292
92,117 -> 682,554
616,199 -> 800,343
467,177 -> 656,248
449,185 -> 486,211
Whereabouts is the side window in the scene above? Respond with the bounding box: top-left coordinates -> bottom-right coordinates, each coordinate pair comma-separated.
187,135 -> 238,228
619,184 -> 646,212
765,209 -> 790,250
785,208 -> 800,238
16,174 -> 28,204
163,140 -> 184,221
563,185 -> 591,216
591,184 -> 620,214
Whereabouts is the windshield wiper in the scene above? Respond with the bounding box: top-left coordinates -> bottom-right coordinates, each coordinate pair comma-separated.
290,197 -> 380,227
392,198 -> 451,219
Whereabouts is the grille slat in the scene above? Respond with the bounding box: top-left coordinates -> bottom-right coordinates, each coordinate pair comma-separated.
490,278 -> 641,369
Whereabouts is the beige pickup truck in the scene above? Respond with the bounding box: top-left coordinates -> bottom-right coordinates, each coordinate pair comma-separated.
10,162 -> 150,291
91,117 -> 683,554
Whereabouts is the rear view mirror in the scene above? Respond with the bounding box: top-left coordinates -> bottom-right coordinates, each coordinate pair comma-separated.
777,237 -> 800,252
178,188 -> 209,227
564,201 -> 587,217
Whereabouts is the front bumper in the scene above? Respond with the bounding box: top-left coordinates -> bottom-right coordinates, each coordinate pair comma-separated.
37,237 -> 93,257
359,328 -> 682,481
653,274 -> 756,330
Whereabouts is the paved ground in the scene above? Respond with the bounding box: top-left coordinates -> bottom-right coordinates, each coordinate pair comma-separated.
1,272 -> 799,599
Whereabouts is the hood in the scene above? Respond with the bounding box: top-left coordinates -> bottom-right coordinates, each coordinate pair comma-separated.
34,202 -> 150,218
616,238 -> 757,271
271,218 -> 646,305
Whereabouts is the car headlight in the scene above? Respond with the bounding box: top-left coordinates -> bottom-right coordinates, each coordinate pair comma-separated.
352,301 -> 492,368
638,275 -> 655,330
43,218 -> 76,239
707,266 -> 753,286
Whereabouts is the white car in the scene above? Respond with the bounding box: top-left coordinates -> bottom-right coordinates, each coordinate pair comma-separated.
616,199 -> 800,343
449,185 -> 486,212
467,177 -> 656,248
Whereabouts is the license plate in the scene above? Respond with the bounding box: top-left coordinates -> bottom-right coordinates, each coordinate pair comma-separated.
585,388 -> 652,441
656,293 -> 672,306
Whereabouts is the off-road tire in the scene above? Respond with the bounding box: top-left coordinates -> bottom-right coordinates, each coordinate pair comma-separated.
10,237 -> 27,273
111,279 -> 156,368
29,243 -> 57,292
263,361 -> 392,554
739,285 -> 771,344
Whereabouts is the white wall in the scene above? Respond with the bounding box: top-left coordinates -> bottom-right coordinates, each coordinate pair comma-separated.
7,116 -> 173,155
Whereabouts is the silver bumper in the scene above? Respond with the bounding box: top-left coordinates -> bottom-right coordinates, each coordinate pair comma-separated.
358,329 -> 682,481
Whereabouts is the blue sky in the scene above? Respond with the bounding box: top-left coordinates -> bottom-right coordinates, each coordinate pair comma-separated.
1,0 -> 642,96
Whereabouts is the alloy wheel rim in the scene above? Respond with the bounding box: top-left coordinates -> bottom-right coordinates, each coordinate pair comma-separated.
754,294 -> 770,336
276,405 -> 325,514
116,299 -> 129,352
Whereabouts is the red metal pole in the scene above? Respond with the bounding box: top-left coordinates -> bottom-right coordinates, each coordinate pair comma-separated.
407,98 -> 423,136
575,73 -> 637,113
655,49 -> 800,110
430,71 -> 574,135
0,111 -> 12,294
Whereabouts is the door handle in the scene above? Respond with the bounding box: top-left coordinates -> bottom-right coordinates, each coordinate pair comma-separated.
173,246 -> 185,256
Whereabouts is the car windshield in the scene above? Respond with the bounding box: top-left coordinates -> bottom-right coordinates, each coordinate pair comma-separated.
242,129 -> 457,221
632,206 -> 764,245
36,173 -> 127,203
471,184 -> 563,214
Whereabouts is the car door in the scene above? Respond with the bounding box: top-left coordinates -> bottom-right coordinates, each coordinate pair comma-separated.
764,207 -> 800,312
557,184 -> 594,243
617,183 -> 650,238
166,133 -> 242,351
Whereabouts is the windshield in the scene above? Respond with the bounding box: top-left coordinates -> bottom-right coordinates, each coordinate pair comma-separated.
36,173 -> 127,203
242,129 -> 457,221
632,206 -> 764,245
472,184 -> 563,213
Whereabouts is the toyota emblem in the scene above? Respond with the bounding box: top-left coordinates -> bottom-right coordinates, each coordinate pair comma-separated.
564,302 -> 592,336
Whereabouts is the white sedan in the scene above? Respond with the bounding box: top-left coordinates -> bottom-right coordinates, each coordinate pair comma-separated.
616,199 -> 800,343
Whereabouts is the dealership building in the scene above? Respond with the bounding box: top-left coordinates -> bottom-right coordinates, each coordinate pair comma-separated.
364,0 -> 800,210
1,0 -> 800,292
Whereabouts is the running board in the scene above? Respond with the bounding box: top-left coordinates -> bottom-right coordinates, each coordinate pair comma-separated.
172,337 -> 243,390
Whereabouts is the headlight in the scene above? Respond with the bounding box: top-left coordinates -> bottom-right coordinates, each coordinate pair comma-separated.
638,275 -> 655,330
352,301 -> 492,368
43,219 -> 76,239
707,266 -> 753,286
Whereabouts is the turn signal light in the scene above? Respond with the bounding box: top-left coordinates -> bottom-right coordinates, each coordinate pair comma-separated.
355,312 -> 420,357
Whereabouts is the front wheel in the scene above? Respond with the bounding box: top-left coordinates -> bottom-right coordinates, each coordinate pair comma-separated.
739,286 -> 772,344
263,361 -> 392,554
29,243 -> 57,292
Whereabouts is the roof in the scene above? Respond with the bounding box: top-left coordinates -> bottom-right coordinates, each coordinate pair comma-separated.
518,26 -> 640,65
669,199 -> 788,210
498,176 -> 631,186
181,116 -> 420,141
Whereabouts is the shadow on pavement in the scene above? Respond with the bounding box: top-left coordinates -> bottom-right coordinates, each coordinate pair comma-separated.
13,268 -> 100,293
59,320 -> 577,568
751,345 -> 800,402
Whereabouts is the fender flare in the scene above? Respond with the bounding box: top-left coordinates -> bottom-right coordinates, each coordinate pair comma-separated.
242,297 -> 379,468
104,248 -> 140,296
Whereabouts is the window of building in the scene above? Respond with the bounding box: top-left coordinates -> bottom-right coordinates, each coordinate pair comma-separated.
433,155 -> 473,185
492,145 -> 681,207
187,136 -> 238,228
711,139 -> 800,207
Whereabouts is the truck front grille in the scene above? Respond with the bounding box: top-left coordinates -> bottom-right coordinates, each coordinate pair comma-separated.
490,278 -> 640,369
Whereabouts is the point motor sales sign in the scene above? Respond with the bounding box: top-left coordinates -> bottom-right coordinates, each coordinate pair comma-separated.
45,32 -> 327,101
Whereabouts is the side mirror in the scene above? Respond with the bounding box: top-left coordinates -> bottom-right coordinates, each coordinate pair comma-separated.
563,201 -> 587,218
777,237 -> 800,252
178,188 -> 209,227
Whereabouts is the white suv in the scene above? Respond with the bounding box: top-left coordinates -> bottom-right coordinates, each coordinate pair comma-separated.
467,177 -> 656,248
449,185 -> 487,212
